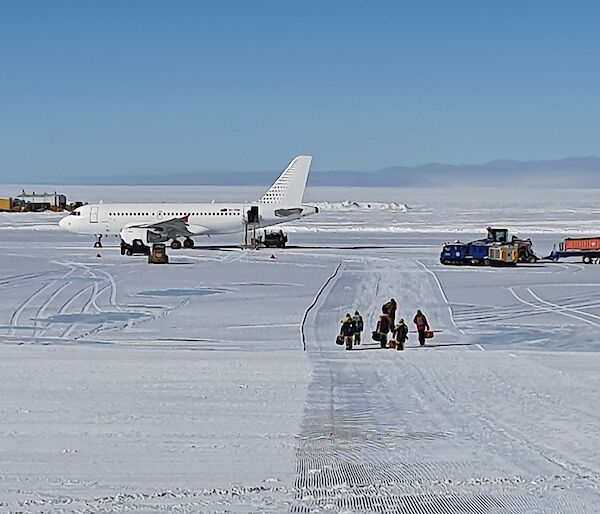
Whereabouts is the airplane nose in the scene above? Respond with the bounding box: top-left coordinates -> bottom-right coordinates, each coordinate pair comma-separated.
59,216 -> 71,230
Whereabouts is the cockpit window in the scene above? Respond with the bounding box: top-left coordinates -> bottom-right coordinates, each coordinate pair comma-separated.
70,211 -> 81,216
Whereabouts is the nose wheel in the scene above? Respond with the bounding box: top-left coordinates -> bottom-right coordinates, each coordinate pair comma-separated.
93,234 -> 103,248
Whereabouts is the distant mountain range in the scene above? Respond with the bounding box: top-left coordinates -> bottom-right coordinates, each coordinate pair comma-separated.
7,156 -> 600,187
358,157 -> 600,188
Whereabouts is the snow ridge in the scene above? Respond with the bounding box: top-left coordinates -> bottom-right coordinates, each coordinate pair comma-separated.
313,200 -> 409,212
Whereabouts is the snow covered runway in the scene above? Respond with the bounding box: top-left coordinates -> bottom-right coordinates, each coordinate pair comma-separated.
1,186 -> 600,512
298,253 -> 600,512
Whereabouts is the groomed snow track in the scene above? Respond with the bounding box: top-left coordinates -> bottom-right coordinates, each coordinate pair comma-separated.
293,256 -> 599,513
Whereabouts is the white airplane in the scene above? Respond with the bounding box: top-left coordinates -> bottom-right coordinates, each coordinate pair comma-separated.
59,155 -> 318,254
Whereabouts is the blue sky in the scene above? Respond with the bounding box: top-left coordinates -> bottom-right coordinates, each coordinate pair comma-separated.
1,1 -> 600,181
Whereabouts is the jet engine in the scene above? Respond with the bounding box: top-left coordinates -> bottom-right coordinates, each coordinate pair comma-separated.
120,227 -> 168,246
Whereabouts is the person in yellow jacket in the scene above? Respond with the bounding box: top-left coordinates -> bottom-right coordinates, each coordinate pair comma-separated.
394,318 -> 409,351
340,313 -> 355,350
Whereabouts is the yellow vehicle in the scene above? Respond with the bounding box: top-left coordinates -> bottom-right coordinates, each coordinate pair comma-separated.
148,243 -> 169,264
488,244 -> 518,266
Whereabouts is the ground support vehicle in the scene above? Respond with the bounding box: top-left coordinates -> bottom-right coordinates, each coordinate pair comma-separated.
488,243 -> 518,266
440,241 -> 518,266
440,243 -> 470,265
121,239 -> 151,256
478,227 -> 538,263
148,243 -> 169,264
545,237 -> 600,263
0,198 -> 13,211
468,243 -> 490,265
251,229 -> 288,249
263,230 -> 287,248
510,237 -> 537,263
440,227 -> 537,266
440,242 -> 491,265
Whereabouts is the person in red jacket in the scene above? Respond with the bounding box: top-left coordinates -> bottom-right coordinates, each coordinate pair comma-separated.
413,309 -> 430,346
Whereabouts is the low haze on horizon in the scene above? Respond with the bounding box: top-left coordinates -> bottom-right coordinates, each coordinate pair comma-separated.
1,1 -> 600,182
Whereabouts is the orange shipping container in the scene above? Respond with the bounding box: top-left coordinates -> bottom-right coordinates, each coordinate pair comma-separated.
563,238 -> 600,251
0,198 -> 12,211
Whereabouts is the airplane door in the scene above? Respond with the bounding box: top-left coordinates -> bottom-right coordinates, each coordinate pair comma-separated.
246,206 -> 259,223
90,206 -> 99,223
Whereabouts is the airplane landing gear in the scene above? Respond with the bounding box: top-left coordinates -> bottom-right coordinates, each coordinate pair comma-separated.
94,234 -> 103,248
183,238 -> 194,249
170,240 -> 182,250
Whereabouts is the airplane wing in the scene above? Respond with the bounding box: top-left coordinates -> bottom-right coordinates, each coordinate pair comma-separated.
128,215 -> 207,238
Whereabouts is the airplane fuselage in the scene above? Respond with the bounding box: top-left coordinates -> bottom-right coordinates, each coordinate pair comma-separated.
60,202 -> 317,237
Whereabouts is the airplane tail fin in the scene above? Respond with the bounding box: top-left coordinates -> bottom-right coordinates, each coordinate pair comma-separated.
258,155 -> 312,205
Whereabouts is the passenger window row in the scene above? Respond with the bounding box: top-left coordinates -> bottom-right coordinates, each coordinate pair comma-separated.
108,211 -> 240,216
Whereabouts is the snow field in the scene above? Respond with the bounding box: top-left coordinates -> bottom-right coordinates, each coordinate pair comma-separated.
1,186 -> 600,512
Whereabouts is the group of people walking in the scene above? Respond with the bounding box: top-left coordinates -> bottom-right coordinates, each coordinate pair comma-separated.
339,311 -> 364,349
339,299 -> 431,351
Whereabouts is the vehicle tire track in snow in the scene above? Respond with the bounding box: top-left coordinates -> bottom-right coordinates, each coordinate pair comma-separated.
61,265 -> 102,339
0,271 -> 57,287
73,266 -> 187,342
526,287 -> 600,324
32,267 -> 79,338
82,266 -> 102,313
8,281 -> 55,336
93,267 -> 121,311
34,263 -> 104,339
416,259 -> 465,337
64,265 -> 145,342
301,261 -> 343,351
58,283 -> 96,339
508,287 -> 600,327
36,262 -> 102,341
13,261 -> 130,343
7,265 -> 76,337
